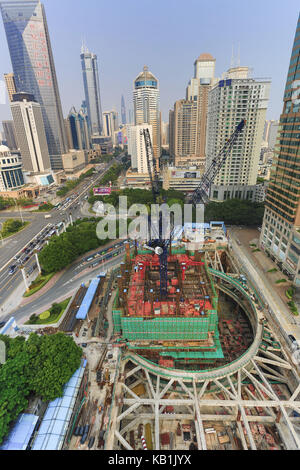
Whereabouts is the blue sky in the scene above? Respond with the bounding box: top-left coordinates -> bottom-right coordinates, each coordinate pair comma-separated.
0,0 -> 299,124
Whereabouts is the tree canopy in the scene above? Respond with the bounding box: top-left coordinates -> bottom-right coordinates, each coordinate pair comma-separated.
0,332 -> 82,444
204,199 -> 264,226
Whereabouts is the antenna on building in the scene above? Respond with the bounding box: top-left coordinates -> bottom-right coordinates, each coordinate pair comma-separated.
230,45 -> 235,68
237,43 -> 241,67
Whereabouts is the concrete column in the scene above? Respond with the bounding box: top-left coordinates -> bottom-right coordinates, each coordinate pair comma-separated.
35,252 -> 42,274
20,267 -> 29,292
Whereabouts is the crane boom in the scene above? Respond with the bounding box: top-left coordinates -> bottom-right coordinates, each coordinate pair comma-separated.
191,119 -> 246,206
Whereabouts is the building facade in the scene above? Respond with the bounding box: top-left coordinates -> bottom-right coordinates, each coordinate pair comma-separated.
0,0 -> 68,170
4,72 -> 16,102
260,14 -> 300,285
80,45 -> 103,136
2,120 -> 17,150
0,145 -> 24,192
206,67 -> 270,200
10,92 -> 51,173
127,123 -> 153,174
133,66 -> 161,163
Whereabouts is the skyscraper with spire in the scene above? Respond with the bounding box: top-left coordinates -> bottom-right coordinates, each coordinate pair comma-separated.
121,95 -> 127,125
0,0 -> 68,170
80,42 -> 103,136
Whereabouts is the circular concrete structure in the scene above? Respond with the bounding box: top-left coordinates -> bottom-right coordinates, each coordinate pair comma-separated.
122,269 -> 263,382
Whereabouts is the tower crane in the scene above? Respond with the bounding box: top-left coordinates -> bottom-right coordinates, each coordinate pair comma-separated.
142,118 -> 246,300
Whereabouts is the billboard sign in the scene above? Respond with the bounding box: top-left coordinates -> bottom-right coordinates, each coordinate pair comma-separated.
93,187 -> 112,195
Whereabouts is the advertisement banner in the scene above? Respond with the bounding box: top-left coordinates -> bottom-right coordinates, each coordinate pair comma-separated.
93,187 -> 112,195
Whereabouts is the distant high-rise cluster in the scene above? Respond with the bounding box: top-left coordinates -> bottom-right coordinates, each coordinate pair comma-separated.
65,107 -> 91,151
168,53 -> 271,202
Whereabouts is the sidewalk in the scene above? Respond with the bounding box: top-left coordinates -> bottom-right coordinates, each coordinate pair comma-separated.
231,227 -> 294,310
228,227 -> 300,339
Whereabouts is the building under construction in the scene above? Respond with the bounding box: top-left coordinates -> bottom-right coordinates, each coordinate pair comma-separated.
113,244 -> 224,369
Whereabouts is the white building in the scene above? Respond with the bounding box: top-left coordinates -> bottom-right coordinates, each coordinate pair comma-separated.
0,145 -> 24,192
127,124 -> 153,174
10,93 -> 51,174
133,66 -> 161,161
206,67 -> 270,201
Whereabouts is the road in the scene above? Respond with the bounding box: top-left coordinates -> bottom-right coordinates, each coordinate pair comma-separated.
1,245 -> 126,325
0,157 -> 122,310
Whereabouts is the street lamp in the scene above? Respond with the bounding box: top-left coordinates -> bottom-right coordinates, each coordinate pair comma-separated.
14,198 -> 24,224
0,222 -> 3,247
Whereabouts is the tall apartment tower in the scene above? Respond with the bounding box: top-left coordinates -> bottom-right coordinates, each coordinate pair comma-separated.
4,72 -> 16,102
80,44 -> 103,136
133,66 -> 161,163
121,95 -> 127,125
10,92 -> 51,173
206,67 -> 270,201
169,54 -> 216,169
65,107 -> 91,151
2,120 -> 17,150
171,99 -> 198,164
0,0 -> 68,170
260,14 -> 300,285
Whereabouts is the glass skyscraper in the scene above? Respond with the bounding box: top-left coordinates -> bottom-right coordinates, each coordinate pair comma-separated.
80,45 -> 103,136
0,0 -> 68,170
260,13 -> 300,285
121,95 -> 127,125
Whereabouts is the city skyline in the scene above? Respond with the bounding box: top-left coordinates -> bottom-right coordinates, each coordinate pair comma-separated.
0,0 -> 299,127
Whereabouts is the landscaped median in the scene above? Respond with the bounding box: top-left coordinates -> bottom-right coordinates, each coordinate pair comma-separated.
23,272 -> 55,297
25,297 -> 71,325
0,219 -> 29,240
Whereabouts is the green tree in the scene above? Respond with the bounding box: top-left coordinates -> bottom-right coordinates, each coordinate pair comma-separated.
26,333 -> 82,401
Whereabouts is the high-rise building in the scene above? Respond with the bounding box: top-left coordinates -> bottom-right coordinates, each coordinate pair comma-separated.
161,121 -> 169,146
133,66 -> 161,163
121,95 -> 127,125
0,0 -> 68,170
127,124 -> 153,174
80,44 -> 103,136
260,14 -> 300,285
264,120 -> 280,149
169,53 -> 217,169
206,66 -> 270,201
65,107 -> 91,151
171,99 -> 198,165
2,120 -> 17,150
102,111 -> 119,138
10,92 -> 51,173
4,72 -> 16,102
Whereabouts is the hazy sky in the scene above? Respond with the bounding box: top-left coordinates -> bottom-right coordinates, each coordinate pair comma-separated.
0,0 -> 299,125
